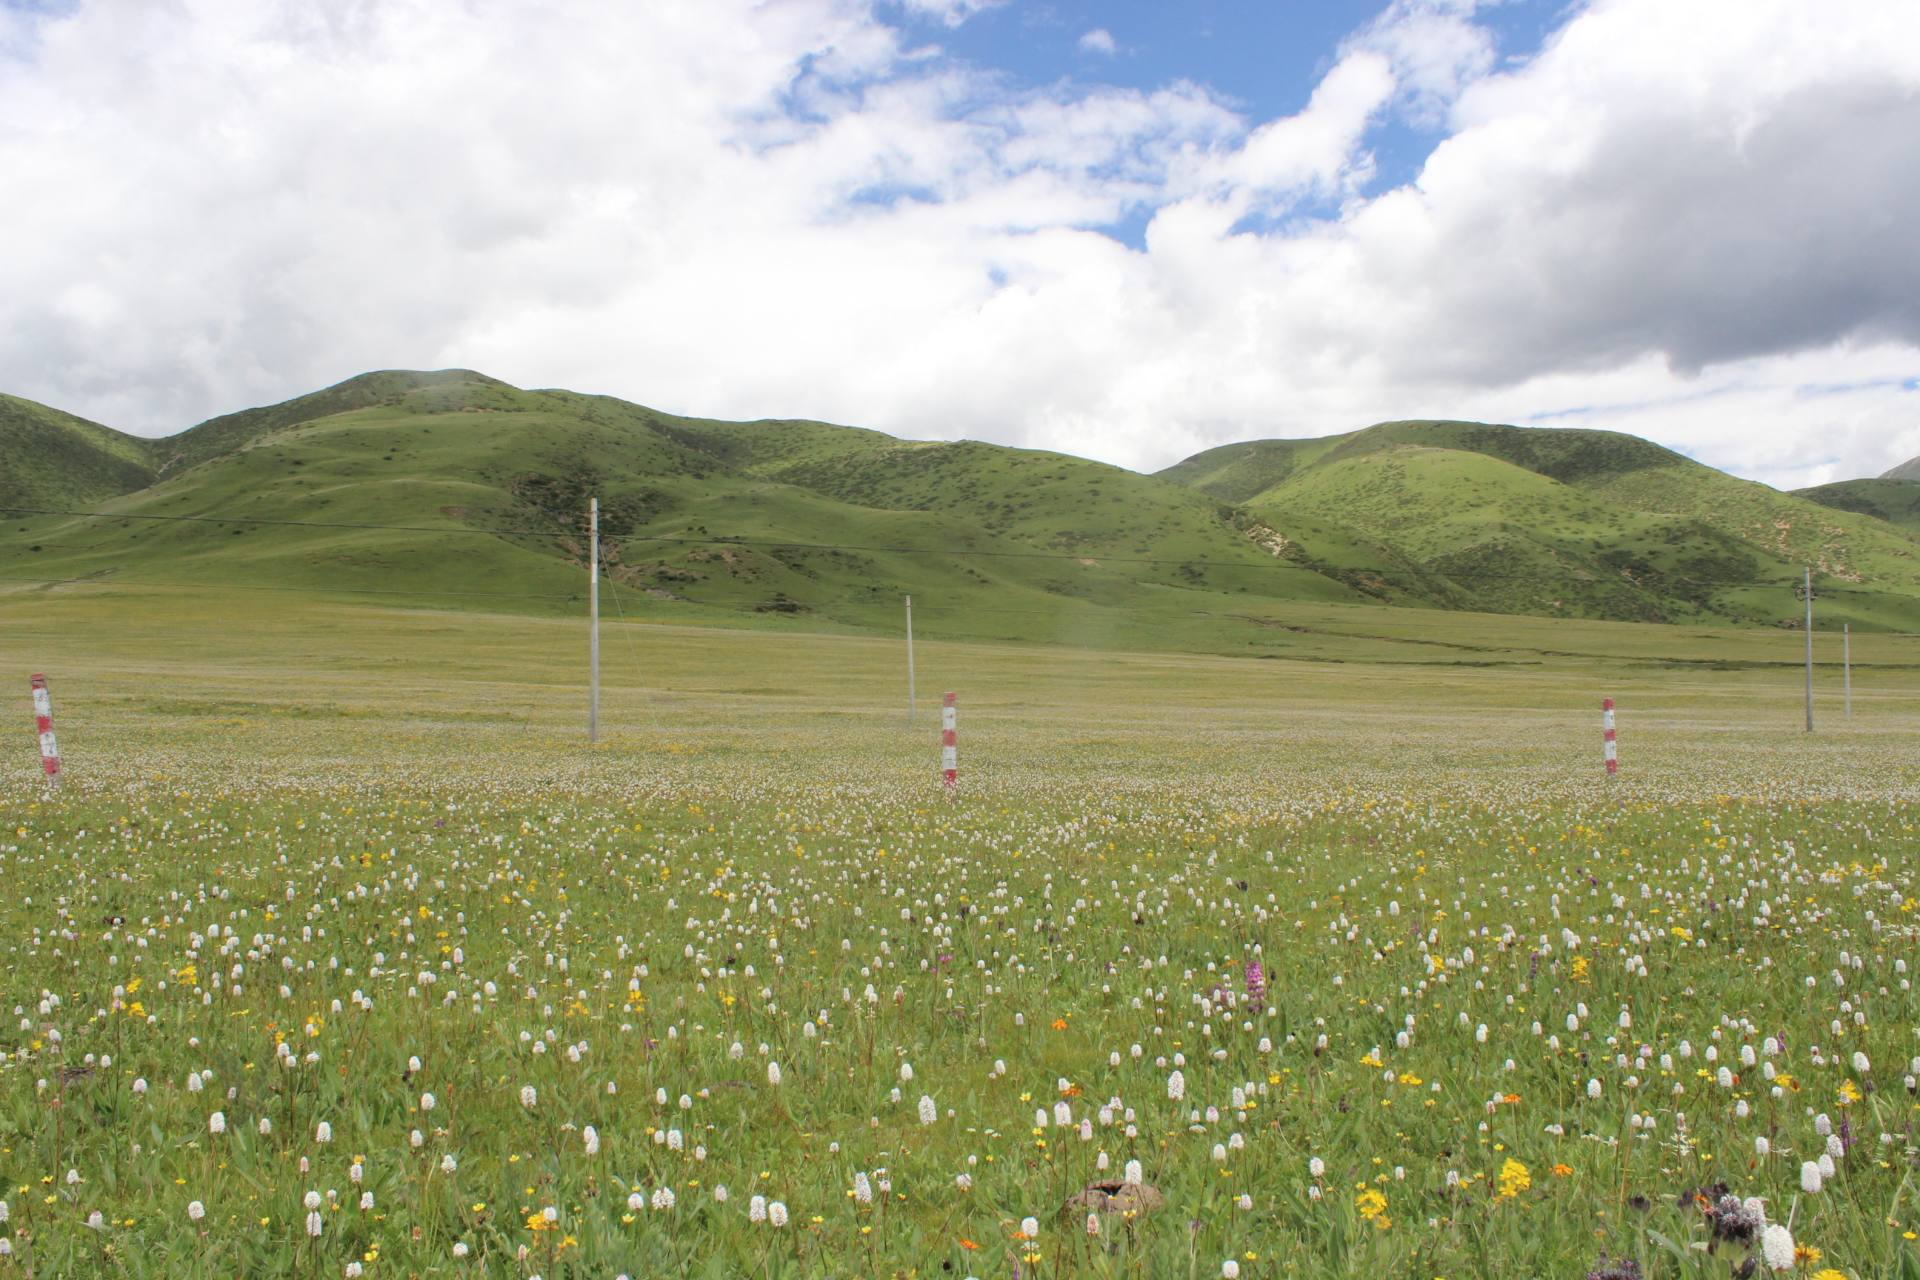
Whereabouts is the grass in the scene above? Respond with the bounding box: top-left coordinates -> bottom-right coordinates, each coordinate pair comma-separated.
1796,479 -> 1920,534
1158,421 -> 1920,628
7,376 -> 1920,648
0,585 -> 1917,1277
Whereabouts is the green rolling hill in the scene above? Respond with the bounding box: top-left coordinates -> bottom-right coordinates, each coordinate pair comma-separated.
0,370 -> 1356,652
1158,421 -> 1920,629
5,375 -> 1919,645
0,394 -> 156,513
1794,476 -> 1920,534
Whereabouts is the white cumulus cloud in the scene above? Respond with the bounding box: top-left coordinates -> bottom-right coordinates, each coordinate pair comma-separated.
0,0 -> 1916,488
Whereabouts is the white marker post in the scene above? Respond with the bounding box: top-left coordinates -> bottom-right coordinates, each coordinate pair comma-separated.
940,691 -> 957,794
1602,697 -> 1618,777
30,673 -> 60,786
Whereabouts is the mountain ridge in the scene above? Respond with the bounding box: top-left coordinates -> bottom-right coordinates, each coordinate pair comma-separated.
5,371 -> 1919,640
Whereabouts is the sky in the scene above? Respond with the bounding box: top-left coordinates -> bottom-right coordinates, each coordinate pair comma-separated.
2,0 -> 1918,490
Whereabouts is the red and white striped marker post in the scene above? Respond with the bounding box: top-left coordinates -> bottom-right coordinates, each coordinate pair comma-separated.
1601,697 -> 1617,777
940,691 -> 957,793
30,673 -> 60,786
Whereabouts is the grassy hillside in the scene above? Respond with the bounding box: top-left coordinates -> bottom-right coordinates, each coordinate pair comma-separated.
8,378 -> 1920,644
0,393 -> 156,514
0,370 -> 1371,654
1794,477 -> 1920,533
1160,420 -> 1920,628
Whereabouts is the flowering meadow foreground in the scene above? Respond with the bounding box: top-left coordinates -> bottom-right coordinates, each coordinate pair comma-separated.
1,598 -> 1918,1278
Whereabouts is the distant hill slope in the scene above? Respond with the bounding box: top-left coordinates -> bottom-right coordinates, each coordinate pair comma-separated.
1159,421 -> 1920,628
0,371 -> 1360,651
0,394 -> 156,514
1794,477 -> 1920,534
5,379 -> 1919,640
1883,455 -> 1920,482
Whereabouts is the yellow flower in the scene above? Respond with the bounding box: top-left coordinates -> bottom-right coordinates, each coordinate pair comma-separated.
1810,1270 -> 1845,1280
1355,1188 -> 1390,1229
1497,1159 -> 1531,1198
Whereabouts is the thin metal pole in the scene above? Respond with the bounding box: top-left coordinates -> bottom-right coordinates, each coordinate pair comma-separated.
589,496 -> 600,744
1843,622 -> 1851,719
904,595 -> 916,724
1803,566 -> 1813,734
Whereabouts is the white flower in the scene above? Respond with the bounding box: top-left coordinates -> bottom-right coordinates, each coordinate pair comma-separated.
768,1201 -> 788,1228
420,1092 -> 436,1112
305,1191 -> 323,1210
520,1085 -> 537,1110
1309,1156 -> 1325,1179
1853,1051 -> 1870,1073
1586,1079 -> 1601,1099
955,1173 -> 972,1191
1801,1160 -> 1823,1193
451,1242 -> 469,1259
900,1062 -> 914,1082
651,1187 -> 675,1211
187,1200 -> 205,1222
1223,1263 -> 1241,1280
627,1192 -> 645,1211
853,1173 -> 873,1205
1125,1159 -> 1143,1186
749,1194 -> 767,1222
1085,1211 -> 1100,1236
1167,1070 -> 1185,1101
441,1154 -> 458,1174
713,1185 -> 728,1203
306,1210 -> 324,1238
209,1111 -> 226,1134
1755,1136 -> 1770,1157
132,1078 -> 147,1096
918,1095 -> 937,1126
258,1118 -> 272,1136
1760,1223 -> 1795,1270
1020,1216 -> 1040,1239
542,1206 -> 559,1225
359,1192 -> 373,1211
767,1062 -> 782,1087
583,1126 -> 599,1156
315,1121 -> 333,1144
346,1263 -> 363,1278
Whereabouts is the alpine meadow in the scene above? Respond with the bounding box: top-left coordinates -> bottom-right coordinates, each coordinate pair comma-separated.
2,368 -> 1919,1279
6,1 -> 1920,1279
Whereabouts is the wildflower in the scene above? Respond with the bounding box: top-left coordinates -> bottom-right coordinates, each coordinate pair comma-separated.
768,1201 -> 788,1228
1497,1159 -> 1531,1198
1167,1070 -> 1185,1101
1356,1187 -> 1390,1228
315,1121 -> 333,1144
583,1126 -> 599,1156
452,1242 -> 470,1259
421,1092 -> 436,1111
307,1210 -> 324,1238
1020,1216 -> 1040,1240
520,1085 -> 537,1109
1584,1254 -> 1643,1280
767,1062 -> 782,1087
749,1194 -> 767,1222
187,1200 -> 205,1222
1223,1262 -> 1241,1280
441,1153 -> 457,1174
209,1111 -> 226,1134
1802,1161 -> 1823,1193
1125,1159 -> 1144,1186
918,1095 -> 937,1125
1760,1223 -> 1795,1270
1309,1156 -> 1325,1179
652,1187 -> 675,1211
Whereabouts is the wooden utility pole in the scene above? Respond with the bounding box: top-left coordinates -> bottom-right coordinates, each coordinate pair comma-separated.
589,497 -> 600,744
905,595 -> 916,724
1803,566 -> 1813,734
1843,622 -> 1851,719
